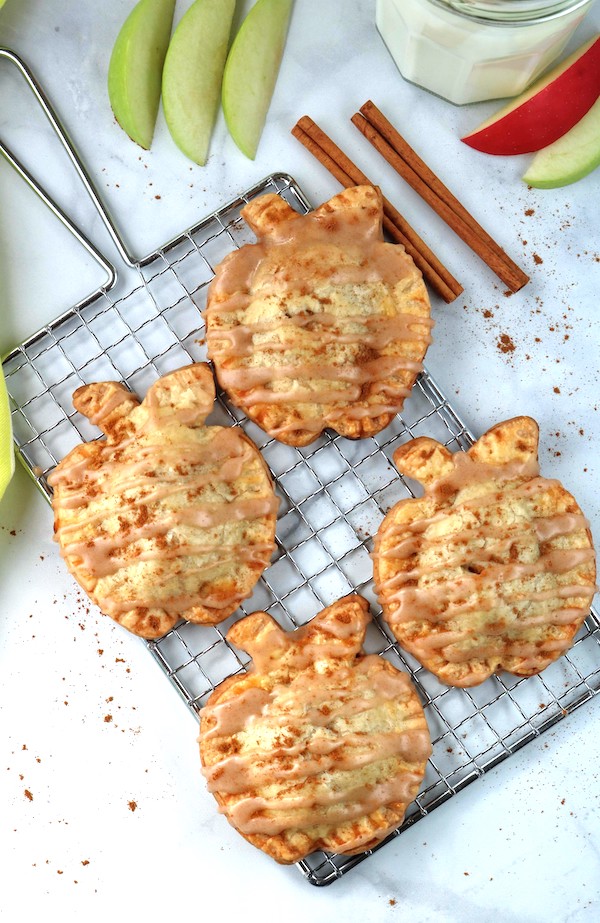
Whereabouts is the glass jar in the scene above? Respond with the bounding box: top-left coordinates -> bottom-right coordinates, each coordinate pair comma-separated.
376,0 -> 596,104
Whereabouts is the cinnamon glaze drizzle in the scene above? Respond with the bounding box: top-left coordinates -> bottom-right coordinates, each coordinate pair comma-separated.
375,451 -> 596,673
205,195 -> 432,435
201,657 -> 430,845
50,422 -> 278,618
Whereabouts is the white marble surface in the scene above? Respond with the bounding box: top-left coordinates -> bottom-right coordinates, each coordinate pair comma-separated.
1,1 -> 599,920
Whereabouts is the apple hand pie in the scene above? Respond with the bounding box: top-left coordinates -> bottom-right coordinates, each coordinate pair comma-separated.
373,417 -> 596,687
199,594 -> 432,864
49,363 -> 278,639
204,184 -> 432,446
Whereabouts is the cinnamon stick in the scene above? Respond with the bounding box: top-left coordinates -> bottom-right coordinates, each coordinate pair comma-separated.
291,116 -> 463,304
353,103 -> 529,293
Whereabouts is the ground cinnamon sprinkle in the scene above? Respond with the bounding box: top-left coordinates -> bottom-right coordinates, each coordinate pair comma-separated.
128,800 -> 137,812
497,333 -> 516,353
533,253 -> 543,265
24,789 -> 33,801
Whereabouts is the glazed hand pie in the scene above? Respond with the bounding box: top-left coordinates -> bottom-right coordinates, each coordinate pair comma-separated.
373,417 -> 596,687
204,185 -> 432,446
49,364 -> 278,639
199,594 -> 431,864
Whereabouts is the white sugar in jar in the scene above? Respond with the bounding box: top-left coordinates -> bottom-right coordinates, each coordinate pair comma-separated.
376,0 -> 596,104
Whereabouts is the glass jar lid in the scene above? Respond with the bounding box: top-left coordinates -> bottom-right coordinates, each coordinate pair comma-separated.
431,0 -> 594,23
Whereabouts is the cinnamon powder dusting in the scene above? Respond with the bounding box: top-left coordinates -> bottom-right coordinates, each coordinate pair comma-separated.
497,333 -> 516,354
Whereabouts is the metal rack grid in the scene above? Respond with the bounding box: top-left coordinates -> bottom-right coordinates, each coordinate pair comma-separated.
4,173 -> 600,888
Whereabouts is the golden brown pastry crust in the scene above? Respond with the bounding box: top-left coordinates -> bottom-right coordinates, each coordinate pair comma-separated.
204,185 -> 432,446
49,363 -> 278,639
373,417 -> 597,687
199,595 -> 431,864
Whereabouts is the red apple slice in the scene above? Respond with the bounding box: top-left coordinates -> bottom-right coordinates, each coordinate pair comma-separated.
461,34 -> 600,156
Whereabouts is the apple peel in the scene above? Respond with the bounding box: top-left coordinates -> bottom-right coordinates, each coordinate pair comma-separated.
462,34 -> 600,156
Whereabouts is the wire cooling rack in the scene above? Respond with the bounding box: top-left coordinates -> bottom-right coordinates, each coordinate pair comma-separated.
4,171 -> 600,887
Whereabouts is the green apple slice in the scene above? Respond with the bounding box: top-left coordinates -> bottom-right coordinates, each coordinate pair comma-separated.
523,96 -> 600,189
0,362 -> 14,501
108,0 -> 176,150
162,0 -> 236,166
222,0 -> 294,159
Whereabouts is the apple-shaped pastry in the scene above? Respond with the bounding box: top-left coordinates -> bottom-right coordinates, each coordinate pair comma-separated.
49,364 -> 278,639
108,0 -> 176,149
204,185 -> 432,446
162,0 -> 236,165
199,594 -> 432,863
523,96 -> 600,188
373,417 -> 596,688
222,0 -> 294,159
462,35 -> 600,156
